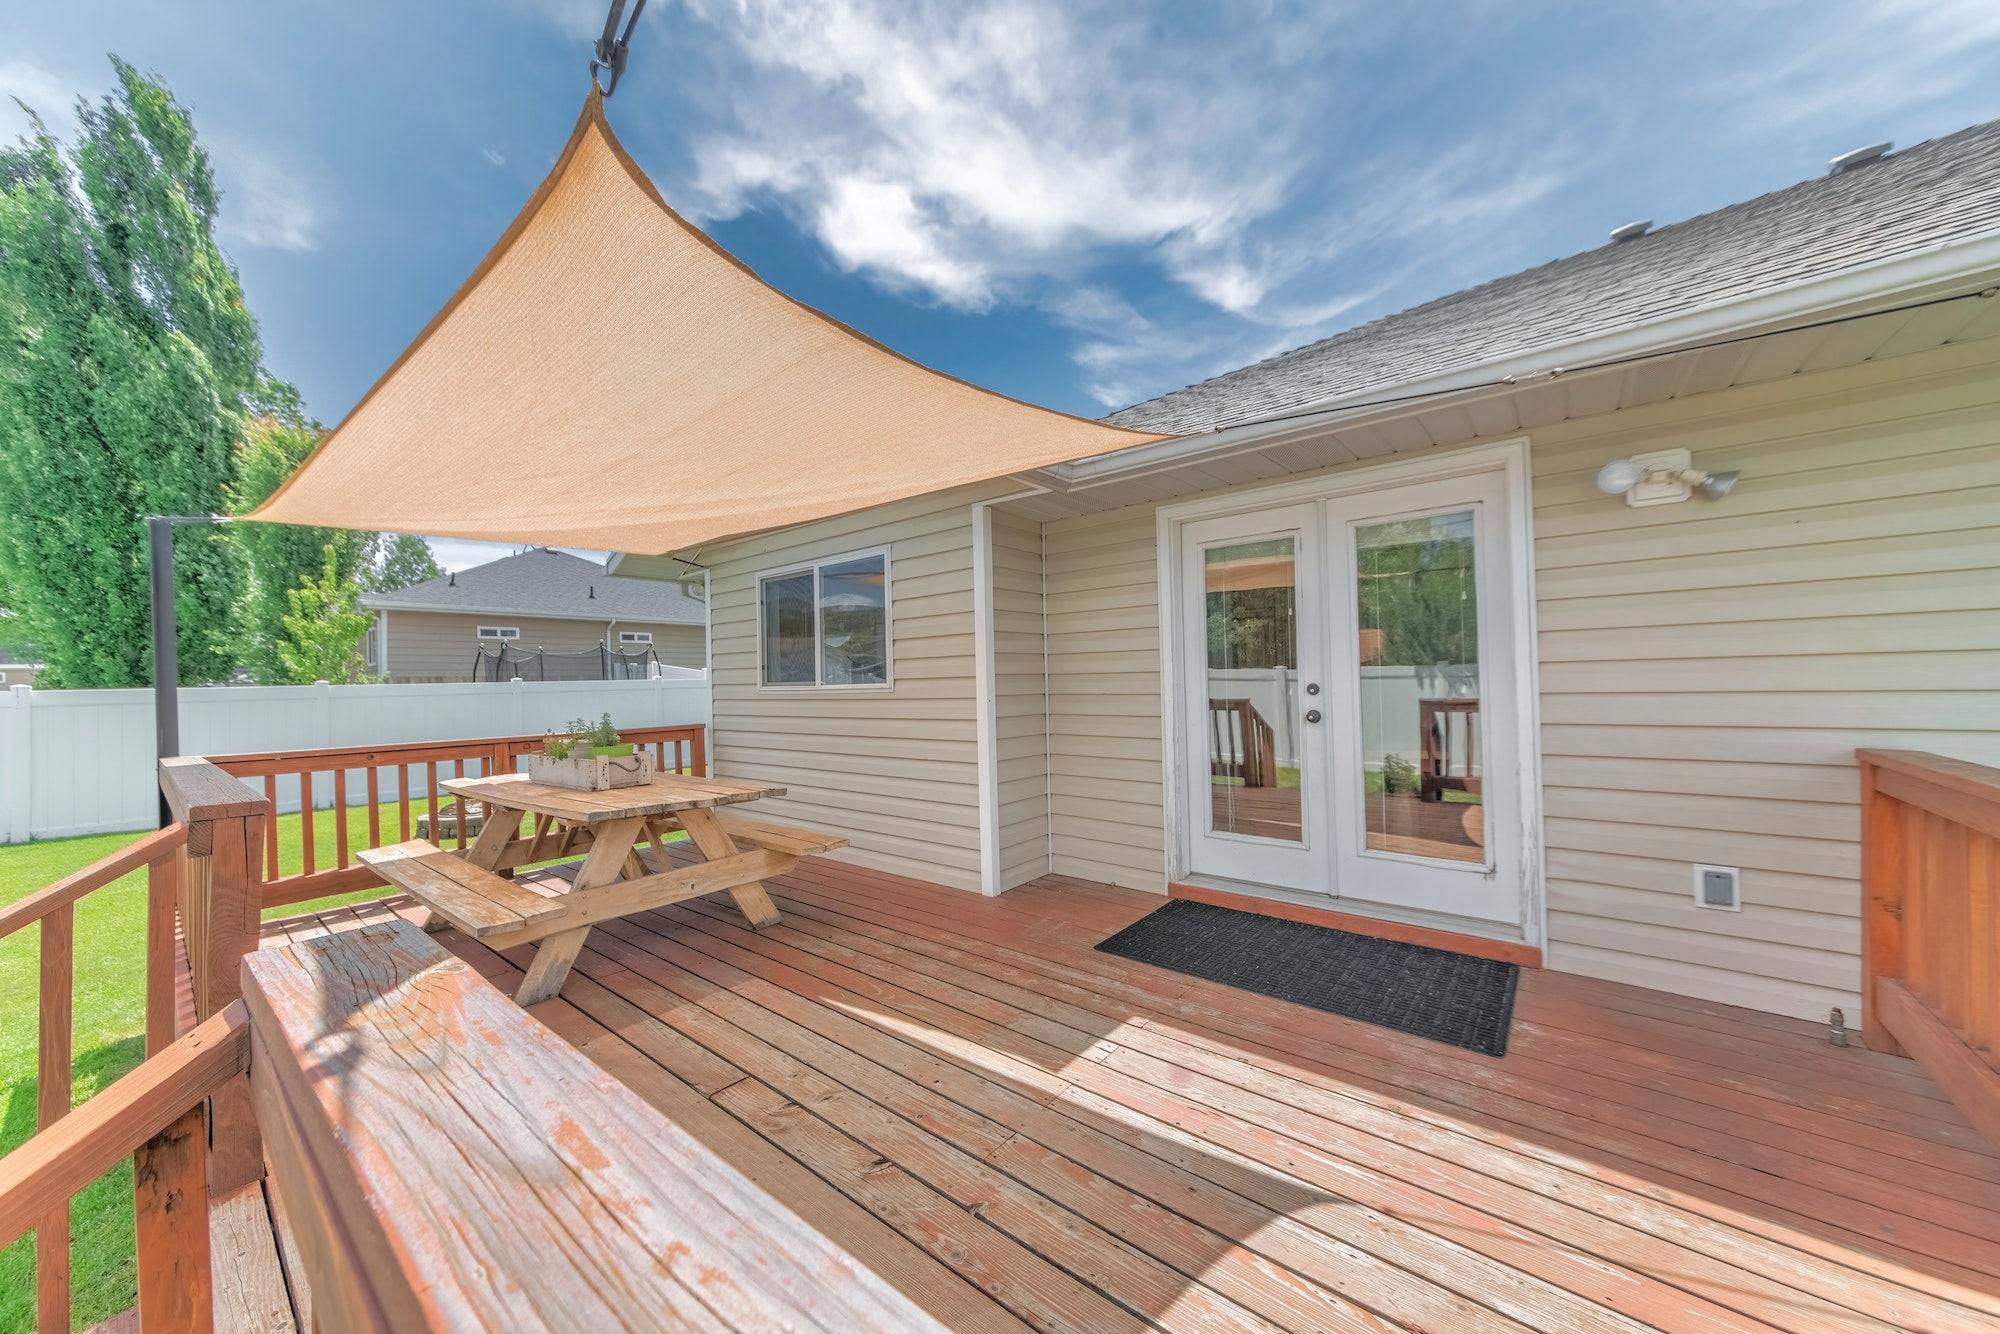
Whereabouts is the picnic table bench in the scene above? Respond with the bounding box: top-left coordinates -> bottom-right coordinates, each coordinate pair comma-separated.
359,771 -> 845,1004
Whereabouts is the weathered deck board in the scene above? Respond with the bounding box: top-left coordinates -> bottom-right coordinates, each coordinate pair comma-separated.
263,856 -> 2000,1334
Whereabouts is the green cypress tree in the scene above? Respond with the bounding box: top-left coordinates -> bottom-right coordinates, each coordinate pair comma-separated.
229,389 -> 382,682
0,59 -> 259,686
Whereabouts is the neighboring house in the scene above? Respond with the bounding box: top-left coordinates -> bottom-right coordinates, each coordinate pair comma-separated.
361,547 -> 707,682
0,648 -> 42,688
613,119 -> 2000,1026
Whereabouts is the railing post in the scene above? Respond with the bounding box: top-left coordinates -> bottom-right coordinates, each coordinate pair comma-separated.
36,900 -> 72,1334
133,1104 -> 212,1333
1860,757 -> 1908,1056
161,756 -> 270,1195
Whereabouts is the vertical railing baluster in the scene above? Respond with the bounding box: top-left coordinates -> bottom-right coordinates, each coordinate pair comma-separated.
37,900 -> 73,1334
299,771 -> 316,876
427,762 -> 439,846
366,765 -> 382,849
146,848 -> 178,1057
263,774 -> 281,880
334,767 -> 350,868
398,763 -> 412,842
454,760 -> 469,850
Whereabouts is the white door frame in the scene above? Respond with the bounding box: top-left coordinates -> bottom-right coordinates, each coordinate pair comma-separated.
1154,437 -> 1546,946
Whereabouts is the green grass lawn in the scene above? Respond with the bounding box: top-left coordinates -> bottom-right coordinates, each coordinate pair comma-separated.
0,805 -> 421,1332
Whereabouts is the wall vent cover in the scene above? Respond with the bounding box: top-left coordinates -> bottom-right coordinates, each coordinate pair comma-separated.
1694,864 -> 1741,911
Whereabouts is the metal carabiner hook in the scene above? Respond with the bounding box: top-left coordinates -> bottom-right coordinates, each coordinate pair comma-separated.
589,0 -> 648,97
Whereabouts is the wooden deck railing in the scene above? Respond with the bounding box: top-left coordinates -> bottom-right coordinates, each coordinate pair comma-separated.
1858,748 -> 2000,1149
206,724 -> 705,909
0,820 -> 190,1333
0,744 -> 940,1331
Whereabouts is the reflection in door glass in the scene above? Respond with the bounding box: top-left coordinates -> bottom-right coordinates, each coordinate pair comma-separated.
1205,539 -> 1302,843
1355,511 -> 1484,863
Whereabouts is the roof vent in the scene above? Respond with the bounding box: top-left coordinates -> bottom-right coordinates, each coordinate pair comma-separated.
448,571 -> 456,586
1610,219 -> 1652,243
588,584 -> 596,599
1828,141 -> 1891,174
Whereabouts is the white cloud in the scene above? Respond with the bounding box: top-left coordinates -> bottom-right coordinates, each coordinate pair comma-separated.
681,0 -> 1321,312
1700,0 -> 2000,131
0,60 -> 93,142
210,139 -> 324,253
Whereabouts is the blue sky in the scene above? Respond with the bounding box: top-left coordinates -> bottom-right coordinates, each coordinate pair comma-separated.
7,0 -> 2000,567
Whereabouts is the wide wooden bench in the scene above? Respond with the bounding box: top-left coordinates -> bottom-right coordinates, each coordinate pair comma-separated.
357,841 -> 565,943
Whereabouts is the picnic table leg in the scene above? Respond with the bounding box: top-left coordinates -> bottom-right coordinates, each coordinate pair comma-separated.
513,815 -> 644,1006
677,808 -> 783,929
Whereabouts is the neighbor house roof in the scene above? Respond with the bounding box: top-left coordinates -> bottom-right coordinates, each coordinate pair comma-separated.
360,548 -> 706,623
1109,118 -> 2000,434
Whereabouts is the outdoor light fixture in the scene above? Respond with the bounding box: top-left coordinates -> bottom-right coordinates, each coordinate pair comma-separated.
1595,448 -> 1739,507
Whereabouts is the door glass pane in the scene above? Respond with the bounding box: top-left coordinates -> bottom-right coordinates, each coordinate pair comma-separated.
1204,538 -> 1302,842
761,571 -> 817,684
820,555 -> 889,685
1355,511 -> 1483,863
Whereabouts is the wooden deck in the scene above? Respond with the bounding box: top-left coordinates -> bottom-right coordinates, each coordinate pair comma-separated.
262,854 -> 2000,1333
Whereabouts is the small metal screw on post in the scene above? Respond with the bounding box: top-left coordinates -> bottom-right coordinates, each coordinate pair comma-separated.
1828,1008 -> 1849,1048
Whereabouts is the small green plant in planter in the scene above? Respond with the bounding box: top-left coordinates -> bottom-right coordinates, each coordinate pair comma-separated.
579,712 -> 631,757
528,714 -> 652,790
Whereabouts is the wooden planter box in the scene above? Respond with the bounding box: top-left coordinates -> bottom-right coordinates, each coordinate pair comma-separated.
523,750 -> 655,792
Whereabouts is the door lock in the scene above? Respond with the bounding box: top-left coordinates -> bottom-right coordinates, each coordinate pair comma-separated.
1305,709 -> 1323,724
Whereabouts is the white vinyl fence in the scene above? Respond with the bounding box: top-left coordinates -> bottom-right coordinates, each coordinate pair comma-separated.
0,673 -> 710,843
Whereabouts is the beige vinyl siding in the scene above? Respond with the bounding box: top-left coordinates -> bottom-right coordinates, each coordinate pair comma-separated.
1528,335 -> 2000,1023
1044,509 -> 1168,892
704,482 -> 1013,893
1034,336 -> 2000,1022
381,612 -> 703,681
990,509 -> 1050,889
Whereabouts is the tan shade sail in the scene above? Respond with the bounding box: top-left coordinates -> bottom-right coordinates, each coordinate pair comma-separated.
251,93 -> 1168,555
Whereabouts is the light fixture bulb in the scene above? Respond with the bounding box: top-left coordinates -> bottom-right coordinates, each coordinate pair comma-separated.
1596,457 -> 1643,495
1698,469 -> 1739,501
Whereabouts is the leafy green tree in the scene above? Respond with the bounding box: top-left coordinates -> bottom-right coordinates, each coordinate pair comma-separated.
0,60 -> 258,686
277,545 -> 371,683
229,398 -> 380,681
365,534 -> 443,593
1356,522 -> 1478,668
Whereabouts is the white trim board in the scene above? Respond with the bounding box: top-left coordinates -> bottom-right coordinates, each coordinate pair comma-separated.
972,486 -> 1052,897
1153,438 -> 1547,947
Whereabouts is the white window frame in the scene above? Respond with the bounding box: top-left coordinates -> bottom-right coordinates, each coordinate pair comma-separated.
476,626 -> 520,641
618,630 -> 653,645
756,546 -> 894,691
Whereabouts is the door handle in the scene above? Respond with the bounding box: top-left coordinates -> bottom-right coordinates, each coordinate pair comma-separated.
1305,709 -> 1323,724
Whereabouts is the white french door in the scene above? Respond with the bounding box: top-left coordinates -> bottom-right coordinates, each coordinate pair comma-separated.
1180,505 -> 1329,892
1175,467 -> 1525,931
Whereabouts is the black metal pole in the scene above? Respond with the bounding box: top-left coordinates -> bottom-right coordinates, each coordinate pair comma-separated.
148,515 -> 223,826
148,517 -> 179,827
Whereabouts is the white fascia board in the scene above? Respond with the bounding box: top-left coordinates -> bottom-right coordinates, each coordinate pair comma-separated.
1044,228 -> 2000,488
363,599 -> 703,625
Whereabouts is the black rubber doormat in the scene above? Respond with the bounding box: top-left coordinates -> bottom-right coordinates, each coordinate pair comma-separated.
1095,898 -> 1518,1057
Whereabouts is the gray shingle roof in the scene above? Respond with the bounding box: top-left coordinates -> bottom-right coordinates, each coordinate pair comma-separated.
1108,119 -> 2000,434
361,548 -> 706,623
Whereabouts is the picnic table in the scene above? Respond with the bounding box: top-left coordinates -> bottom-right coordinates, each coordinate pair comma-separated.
358,771 -> 846,1005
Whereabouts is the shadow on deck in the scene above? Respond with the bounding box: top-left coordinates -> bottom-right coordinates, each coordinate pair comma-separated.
262,855 -> 2000,1333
